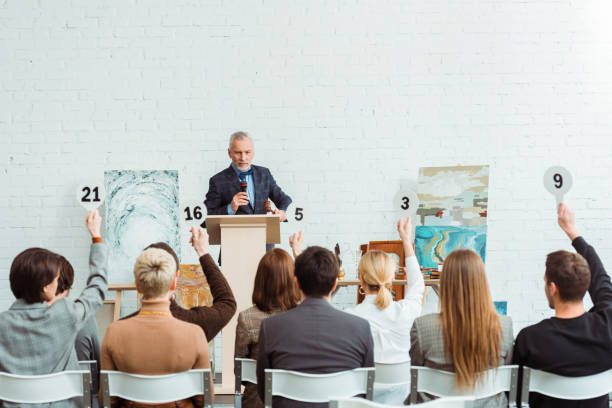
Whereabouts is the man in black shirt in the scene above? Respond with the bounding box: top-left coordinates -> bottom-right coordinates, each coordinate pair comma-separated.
513,203 -> 612,408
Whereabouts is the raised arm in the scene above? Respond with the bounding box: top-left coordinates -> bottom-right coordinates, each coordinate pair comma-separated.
397,217 -> 425,306
289,231 -> 303,258
559,203 -> 612,310
170,227 -> 237,341
71,210 -> 108,328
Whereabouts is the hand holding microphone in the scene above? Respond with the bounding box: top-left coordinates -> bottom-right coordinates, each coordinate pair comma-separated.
231,177 -> 250,212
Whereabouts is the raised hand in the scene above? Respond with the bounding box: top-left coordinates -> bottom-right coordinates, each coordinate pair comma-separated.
190,226 -> 210,257
397,216 -> 414,257
86,209 -> 102,238
558,203 -> 579,241
289,231 -> 304,258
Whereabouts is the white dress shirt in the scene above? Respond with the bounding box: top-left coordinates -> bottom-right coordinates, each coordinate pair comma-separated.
346,255 -> 425,404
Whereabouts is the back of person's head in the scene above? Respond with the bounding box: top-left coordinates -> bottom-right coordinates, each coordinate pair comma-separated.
358,250 -> 394,310
439,249 -> 502,389
252,248 -> 300,313
545,250 -> 590,302
10,248 -> 61,304
56,256 -> 74,295
294,246 -> 338,297
145,242 -> 179,272
133,248 -> 176,299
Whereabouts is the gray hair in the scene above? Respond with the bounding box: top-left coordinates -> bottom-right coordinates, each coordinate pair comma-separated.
229,131 -> 252,148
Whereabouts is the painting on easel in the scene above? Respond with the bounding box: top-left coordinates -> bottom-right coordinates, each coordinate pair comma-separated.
105,170 -> 180,284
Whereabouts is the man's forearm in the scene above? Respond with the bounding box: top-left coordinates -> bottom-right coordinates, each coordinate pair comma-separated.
572,236 -> 612,309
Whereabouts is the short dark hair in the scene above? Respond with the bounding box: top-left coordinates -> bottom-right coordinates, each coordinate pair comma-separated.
252,248 -> 300,313
56,256 -> 74,294
10,248 -> 61,304
294,246 -> 338,297
145,242 -> 179,271
545,250 -> 590,302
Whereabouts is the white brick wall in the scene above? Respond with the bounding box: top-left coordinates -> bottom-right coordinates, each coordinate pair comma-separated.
2,0 -> 612,334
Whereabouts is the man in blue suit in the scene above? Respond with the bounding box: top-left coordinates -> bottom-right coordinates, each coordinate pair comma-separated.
204,131 -> 292,225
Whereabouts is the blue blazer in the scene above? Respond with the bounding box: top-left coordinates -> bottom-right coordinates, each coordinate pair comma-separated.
204,165 -> 292,216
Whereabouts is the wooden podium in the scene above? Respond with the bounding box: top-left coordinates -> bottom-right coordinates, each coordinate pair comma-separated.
205,214 -> 281,394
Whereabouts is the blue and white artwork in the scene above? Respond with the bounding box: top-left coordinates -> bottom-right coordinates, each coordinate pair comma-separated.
414,225 -> 487,268
105,170 -> 180,284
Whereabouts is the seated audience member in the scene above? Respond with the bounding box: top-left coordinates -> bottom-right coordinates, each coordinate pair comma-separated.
101,234 -> 213,408
0,210 -> 108,408
346,217 -> 425,404
56,255 -> 103,400
235,248 -> 301,408
126,226 -> 236,342
256,246 -> 374,408
410,249 -> 513,407
513,203 -> 612,408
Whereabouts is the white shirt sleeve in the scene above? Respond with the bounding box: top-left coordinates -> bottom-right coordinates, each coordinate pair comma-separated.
398,255 -> 425,312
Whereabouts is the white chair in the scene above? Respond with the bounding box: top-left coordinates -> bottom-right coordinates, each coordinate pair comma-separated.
520,367 -> 612,407
410,365 -> 519,407
374,360 -> 412,387
235,358 -> 257,408
100,369 -> 213,408
330,396 -> 476,408
0,370 -> 92,407
264,367 -> 375,408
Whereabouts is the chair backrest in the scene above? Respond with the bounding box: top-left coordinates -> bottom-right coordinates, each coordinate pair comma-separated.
78,360 -> 97,408
100,369 -> 212,408
264,367 -> 375,408
0,370 -> 91,407
235,358 -> 257,408
329,395 -> 476,408
521,367 -> 612,403
410,365 -> 519,406
374,360 -> 412,386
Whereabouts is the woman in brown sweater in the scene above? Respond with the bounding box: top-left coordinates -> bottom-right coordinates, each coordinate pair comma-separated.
234,247 -> 302,408
101,228 -> 215,408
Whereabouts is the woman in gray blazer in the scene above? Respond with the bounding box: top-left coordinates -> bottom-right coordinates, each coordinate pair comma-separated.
410,249 -> 513,408
0,210 -> 108,408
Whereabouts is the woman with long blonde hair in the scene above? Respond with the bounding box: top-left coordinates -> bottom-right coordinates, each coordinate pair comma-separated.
410,249 -> 513,406
347,216 -> 425,404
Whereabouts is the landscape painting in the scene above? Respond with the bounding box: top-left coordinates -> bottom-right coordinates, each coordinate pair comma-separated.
105,170 -> 180,284
417,165 -> 489,226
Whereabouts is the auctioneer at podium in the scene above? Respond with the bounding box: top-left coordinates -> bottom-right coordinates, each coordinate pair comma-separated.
205,213 -> 281,393
203,131 -> 292,228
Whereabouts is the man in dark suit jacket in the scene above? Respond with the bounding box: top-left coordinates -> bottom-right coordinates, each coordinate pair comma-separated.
204,131 -> 292,220
256,246 -> 375,408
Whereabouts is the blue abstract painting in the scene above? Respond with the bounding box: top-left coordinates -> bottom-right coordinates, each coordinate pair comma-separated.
494,301 -> 508,315
414,225 -> 487,268
105,170 -> 180,284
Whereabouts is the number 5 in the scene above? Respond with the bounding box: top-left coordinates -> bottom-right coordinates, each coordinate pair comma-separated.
295,208 -> 304,221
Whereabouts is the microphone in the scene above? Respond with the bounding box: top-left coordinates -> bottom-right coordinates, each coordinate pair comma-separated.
239,177 -> 247,193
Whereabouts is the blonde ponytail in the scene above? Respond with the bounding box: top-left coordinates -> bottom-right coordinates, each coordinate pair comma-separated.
374,283 -> 393,309
358,250 -> 396,310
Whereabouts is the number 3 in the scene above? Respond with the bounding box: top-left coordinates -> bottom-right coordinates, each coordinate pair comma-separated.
401,196 -> 410,210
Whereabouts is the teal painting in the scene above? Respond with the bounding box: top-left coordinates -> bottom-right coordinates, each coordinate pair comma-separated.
415,225 -> 487,268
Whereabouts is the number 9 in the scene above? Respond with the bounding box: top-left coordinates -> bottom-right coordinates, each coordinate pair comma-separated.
553,173 -> 563,189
